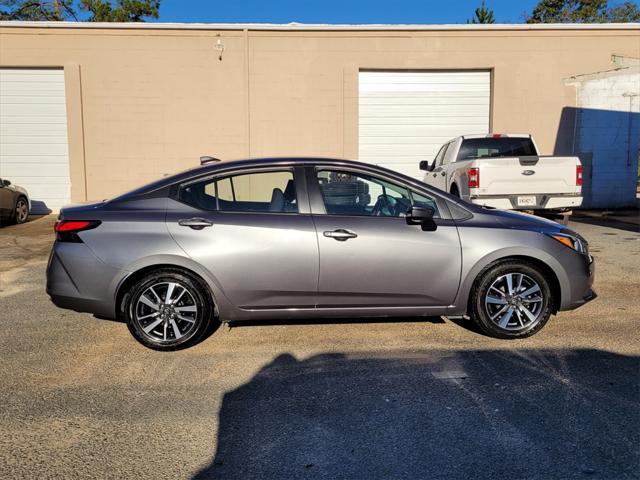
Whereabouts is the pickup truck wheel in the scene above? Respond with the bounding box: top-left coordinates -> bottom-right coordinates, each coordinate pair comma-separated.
450,185 -> 460,198
469,261 -> 553,339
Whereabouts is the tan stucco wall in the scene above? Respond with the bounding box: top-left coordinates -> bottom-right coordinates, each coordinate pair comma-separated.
1,24 -> 639,202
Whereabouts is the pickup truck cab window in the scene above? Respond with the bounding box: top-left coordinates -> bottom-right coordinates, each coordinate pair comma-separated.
433,143 -> 449,167
457,137 -> 537,161
441,141 -> 456,165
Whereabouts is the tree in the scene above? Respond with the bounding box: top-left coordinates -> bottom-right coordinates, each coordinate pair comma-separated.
0,0 -> 75,20
79,0 -> 159,21
526,0 -> 640,23
0,0 -> 160,21
468,0 -> 496,23
607,0 -> 640,21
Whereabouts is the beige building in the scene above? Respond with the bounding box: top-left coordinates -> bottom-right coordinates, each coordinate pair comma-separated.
0,21 -> 639,212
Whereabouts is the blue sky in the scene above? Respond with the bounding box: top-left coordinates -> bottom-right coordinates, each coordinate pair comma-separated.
154,0 -> 542,24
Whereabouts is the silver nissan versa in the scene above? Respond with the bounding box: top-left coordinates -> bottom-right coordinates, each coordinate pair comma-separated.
46,158 -> 595,350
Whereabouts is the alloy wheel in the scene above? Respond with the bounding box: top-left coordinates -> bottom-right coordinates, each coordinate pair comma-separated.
484,272 -> 544,331
15,199 -> 28,223
134,281 -> 198,343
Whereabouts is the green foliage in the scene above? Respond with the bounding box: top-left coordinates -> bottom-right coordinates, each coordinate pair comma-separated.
607,1 -> 640,21
526,0 -> 640,23
0,0 -> 160,21
468,0 -> 496,23
79,0 -> 159,22
0,0 -> 75,20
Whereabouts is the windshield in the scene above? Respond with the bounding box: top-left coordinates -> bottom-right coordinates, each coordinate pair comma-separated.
457,137 -> 537,161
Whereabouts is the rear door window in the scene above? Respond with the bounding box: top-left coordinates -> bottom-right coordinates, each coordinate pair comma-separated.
179,170 -> 297,213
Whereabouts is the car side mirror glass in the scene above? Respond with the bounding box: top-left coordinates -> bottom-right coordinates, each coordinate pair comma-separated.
2,179 -> 10,187
406,206 -> 435,224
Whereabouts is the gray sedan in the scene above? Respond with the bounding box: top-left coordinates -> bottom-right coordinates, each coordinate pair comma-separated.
46,158 -> 595,350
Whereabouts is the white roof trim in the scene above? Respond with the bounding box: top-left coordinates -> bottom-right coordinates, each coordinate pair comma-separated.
1,21 -> 639,31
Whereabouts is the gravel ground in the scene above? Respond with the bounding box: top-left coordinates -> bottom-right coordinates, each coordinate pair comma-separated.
0,215 -> 638,479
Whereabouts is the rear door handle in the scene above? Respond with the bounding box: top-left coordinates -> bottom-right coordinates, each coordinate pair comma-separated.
178,217 -> 213,230
440,171 -> 446,176
323,229 -> 357,241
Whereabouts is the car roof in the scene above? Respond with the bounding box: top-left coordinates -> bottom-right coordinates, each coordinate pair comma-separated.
110,156 -> 412,201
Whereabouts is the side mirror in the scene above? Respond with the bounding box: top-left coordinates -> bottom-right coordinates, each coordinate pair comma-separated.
2,179 -> 10,187
406,206 -> 435,224
419,160 -> 435,172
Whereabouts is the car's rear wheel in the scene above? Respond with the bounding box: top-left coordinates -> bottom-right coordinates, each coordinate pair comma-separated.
469,261 -> 553,339
125,269 -> 215,350
14,197 -> 29,224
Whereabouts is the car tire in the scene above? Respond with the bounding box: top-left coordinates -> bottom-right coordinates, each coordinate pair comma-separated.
450,185 -> 460,198
125,268 -> 217,350
14,197 -> 29,224
469,261 -> 553,339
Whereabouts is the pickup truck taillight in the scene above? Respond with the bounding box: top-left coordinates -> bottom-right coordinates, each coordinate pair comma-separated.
468,167 -> 480,188
576,165 -> 583,186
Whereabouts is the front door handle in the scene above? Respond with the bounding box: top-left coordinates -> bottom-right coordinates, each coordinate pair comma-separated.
323,229 -> 357,241
178,217 -> 213,230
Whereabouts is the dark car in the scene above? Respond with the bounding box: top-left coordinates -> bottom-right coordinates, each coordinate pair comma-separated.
0,178 -> 30,226
46,158 -> 595,350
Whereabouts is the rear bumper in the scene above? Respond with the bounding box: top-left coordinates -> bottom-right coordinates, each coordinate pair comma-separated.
46,242 -> 124,319
470,195 -> 583,211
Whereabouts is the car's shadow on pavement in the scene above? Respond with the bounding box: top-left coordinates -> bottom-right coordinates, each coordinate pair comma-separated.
193,348 -> 639,480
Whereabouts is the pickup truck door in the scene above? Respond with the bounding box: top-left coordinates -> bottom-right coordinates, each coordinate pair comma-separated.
429,142 -> 453,192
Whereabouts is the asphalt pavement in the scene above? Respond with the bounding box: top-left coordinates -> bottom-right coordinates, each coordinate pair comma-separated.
0,215 -> 638,479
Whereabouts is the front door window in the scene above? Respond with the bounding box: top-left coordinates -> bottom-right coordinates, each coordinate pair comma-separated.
316,169 -> 439,218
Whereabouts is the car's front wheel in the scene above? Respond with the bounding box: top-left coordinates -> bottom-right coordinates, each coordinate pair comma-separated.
14,197 -> 29,224
469,261 -> 553,339
125,268 -> 216,350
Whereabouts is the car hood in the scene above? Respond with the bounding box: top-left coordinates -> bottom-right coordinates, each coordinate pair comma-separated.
486,207 -> 565,232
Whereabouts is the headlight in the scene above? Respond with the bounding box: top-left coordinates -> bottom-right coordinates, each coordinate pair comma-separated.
546,232 -> 586,254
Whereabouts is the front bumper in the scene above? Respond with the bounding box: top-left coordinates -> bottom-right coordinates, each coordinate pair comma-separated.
560,253 -> 596,311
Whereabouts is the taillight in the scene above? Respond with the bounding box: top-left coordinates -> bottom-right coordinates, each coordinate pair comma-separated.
54,220 -> 101,233
54,220 -> 100,242
576,165 -> 583,186
468,167 -> 480,188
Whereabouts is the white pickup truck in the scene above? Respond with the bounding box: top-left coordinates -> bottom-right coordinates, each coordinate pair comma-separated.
420,134 -> 583,223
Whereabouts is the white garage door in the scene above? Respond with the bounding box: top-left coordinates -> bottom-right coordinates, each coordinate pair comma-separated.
0,68 -> 70,214
359,71 -> 491,179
